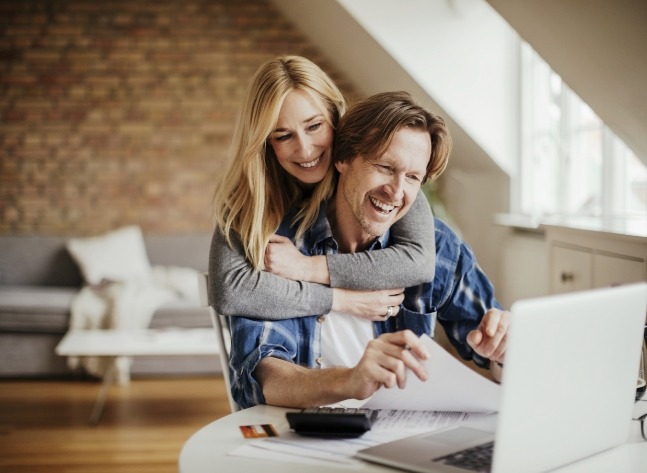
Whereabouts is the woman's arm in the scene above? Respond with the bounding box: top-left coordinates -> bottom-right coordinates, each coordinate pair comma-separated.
265,191 -> 435,288
298,191 -> 436,290
209,227 -> 407,320
326,189 -> 435,289
208,228 -> 333,318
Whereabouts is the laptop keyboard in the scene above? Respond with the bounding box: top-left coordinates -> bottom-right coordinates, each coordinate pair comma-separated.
434,441 -> 494,473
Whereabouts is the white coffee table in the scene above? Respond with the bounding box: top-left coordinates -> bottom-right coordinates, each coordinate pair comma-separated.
55,328 -> 220,424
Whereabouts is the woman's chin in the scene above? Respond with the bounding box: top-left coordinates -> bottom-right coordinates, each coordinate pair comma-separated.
295,174 -> 325,188
293,167 -> 327,186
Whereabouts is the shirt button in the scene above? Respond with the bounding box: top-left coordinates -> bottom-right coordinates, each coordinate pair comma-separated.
315,357 -> 323,365
317,315 -> 326,323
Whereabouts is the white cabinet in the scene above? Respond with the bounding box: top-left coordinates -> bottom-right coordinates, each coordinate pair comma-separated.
550,245 -> 592,293
546,226 -> 647,294
593,253 -> 646,288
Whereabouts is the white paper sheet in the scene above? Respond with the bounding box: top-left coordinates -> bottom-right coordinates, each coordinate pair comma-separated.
362,334 -> 501,412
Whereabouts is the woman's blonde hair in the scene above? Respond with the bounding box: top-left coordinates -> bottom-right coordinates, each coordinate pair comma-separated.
212,56 -> 347,270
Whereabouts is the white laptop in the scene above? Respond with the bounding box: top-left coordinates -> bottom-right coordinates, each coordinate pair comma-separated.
357,282 -> 647,473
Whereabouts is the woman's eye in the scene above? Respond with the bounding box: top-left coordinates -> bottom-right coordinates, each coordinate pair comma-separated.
308,122 -> 322,132
274,134 -> 291,142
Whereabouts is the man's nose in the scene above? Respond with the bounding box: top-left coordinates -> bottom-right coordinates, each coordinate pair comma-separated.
385,174 -> 405,201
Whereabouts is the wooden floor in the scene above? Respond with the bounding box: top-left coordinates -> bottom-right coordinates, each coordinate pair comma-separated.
0,376 -> 231,473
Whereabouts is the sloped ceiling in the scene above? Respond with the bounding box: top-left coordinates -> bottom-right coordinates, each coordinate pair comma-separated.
487,0 -> 647,165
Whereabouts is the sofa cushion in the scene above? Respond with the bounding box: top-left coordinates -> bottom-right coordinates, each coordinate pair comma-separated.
0,311 -> 70,333
0,236 -> 82,287
66,226 -> 153,285
0,286 -> 76,333
0,286 -> 76,314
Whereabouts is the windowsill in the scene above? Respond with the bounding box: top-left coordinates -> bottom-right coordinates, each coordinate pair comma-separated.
494,213 -> 647,239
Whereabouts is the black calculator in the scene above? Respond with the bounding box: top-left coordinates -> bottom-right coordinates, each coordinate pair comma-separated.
286,407 -> 378,438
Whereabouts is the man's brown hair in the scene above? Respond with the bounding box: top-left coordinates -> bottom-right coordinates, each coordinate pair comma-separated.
333,91 -> 451,183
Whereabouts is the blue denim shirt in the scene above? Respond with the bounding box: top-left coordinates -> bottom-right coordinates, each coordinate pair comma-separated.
229,203 -> 502,409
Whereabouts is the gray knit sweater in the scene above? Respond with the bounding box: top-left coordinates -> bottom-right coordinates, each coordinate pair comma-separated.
208,190 -> 435,319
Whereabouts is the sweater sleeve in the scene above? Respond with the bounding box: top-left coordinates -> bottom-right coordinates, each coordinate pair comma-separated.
326,189 -> 435,289
208,228 -> 333,318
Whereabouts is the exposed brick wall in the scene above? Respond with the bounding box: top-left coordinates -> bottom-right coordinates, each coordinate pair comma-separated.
0,0 -> 359,236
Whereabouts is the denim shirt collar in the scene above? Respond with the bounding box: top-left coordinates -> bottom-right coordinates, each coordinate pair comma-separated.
281,199 -> 391,255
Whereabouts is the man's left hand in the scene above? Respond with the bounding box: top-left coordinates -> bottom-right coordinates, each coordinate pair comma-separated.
466,308 -> 510,363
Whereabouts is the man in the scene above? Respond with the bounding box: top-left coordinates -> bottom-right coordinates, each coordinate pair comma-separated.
229,91 -> 509,409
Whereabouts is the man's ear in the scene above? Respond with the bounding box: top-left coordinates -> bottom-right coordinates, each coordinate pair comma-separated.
335,159 -> 348,174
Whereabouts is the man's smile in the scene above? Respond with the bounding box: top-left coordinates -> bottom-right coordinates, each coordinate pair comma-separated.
369,196 -> 398,214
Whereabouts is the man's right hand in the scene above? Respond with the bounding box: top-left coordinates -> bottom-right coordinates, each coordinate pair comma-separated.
332,287 -> 405,321
256,330 -> 430,408
346,330 -> 430,400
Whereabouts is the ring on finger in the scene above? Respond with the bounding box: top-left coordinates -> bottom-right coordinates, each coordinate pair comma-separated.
385,306 -> 394,318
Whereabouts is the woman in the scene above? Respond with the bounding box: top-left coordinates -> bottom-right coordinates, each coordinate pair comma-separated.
209,55 -> 445,320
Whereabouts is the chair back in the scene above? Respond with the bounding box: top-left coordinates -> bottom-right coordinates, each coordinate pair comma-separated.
198,272 -> 239,413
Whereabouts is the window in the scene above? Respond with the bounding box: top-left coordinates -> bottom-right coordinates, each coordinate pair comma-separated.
518,43 -> 647,225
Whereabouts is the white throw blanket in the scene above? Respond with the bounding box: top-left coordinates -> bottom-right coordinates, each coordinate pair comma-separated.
67,265 -> 201,383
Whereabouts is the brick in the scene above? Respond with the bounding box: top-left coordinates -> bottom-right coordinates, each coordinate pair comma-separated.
68,85 -> 88,99
4,26 -> 43,37
3,207 -> 21,223
108,50 -> 145,63
2,73 -> 38,85
46,25 -> 84,36
85,75 -> 121,87
0,123 -> 28,134
139,98 -> 175,110
66,51 -> 102,63
23,134 -> 43,147
118,123 -> 154,135
78,123 -> 112,135
23,49 -> 61,62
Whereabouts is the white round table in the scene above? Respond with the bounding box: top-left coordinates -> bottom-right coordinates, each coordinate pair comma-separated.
179,405 -> 647,473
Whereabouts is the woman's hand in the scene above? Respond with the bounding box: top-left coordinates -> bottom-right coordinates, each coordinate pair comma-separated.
332,287 -> 405,321
264,234 -> 330,284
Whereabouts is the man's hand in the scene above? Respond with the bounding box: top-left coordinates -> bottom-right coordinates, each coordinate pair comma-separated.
256,330 -> 430,408
466,308 -> 510,363
264,234 -> 330,284
347,330 -> 429,400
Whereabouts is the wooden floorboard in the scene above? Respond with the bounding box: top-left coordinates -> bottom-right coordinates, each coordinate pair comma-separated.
0,376 -> 231,473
